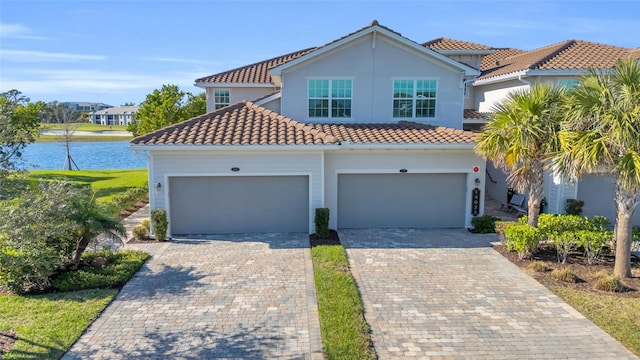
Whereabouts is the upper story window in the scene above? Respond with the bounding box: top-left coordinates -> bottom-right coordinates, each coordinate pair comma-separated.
214,89 -> 230,110
558,79 -> 579,89
308,79 -> 352,118
393,79 -> 437,118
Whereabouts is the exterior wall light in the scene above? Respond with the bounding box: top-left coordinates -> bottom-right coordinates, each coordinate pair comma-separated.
475,178 -> 481,185
231,167 -> 240,172
399,169 -> 408,173
155,182 -> 162,189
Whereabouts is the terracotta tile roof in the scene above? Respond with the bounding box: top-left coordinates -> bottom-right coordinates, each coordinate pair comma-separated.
423,37 -> 492,51
479,40 -> 636,80
253,90 -> 281,103
131,102 -> 476,146
310,121 -> 477,144
480,48 -> 525,71
194,48 -> 317,84
463,109 -> 487,119
130,101 -> 337,146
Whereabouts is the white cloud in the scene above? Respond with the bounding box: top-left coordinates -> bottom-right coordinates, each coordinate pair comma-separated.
1,49 -> 105,62
0,23 -> 46,40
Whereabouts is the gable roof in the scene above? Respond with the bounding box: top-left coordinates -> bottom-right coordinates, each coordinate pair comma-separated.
130,101 -> 477,147
194,48 -> 316,84
423,37 -> 493,52
270,21 -> 480,77
480,48 -> 525,71
478,40 -> 637,81
89,105 -> 139,115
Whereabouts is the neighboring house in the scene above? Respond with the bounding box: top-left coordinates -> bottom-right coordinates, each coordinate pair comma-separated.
90,105 -> 139,126
474,40 -> 640,225
131,21 -> 487,236
61,101 -> 112,112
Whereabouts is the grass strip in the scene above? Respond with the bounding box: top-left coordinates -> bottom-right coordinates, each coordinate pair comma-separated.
550,286 -> 640,355
30,169 -> 147,202
36,135 -> 132,142
41,123 -> 128,132
311,244 -> 376,359
0,289 -> 117,359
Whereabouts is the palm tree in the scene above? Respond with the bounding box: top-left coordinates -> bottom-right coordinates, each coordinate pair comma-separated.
68,194 -> 125,269
552,58 -> 640,278
475,83 -> 567,227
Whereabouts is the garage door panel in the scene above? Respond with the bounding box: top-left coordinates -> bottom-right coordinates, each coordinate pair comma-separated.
169,176 -> 308,234
338,173 -> 466,228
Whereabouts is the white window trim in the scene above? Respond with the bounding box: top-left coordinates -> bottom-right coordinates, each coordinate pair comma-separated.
306,77 -> 354,120
213,89 -> 230,110
391,78 -> 439,120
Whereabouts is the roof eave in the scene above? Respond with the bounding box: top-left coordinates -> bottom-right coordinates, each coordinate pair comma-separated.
129,144 -> 341,151
336,142 -> 476,150
194,82 -> 275,88
473,70 -> 528,86
270,25 -> 480,77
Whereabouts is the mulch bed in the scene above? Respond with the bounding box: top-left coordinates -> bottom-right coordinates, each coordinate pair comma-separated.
494,243 -> 640,297
118,199 -> 149,219
309,230 -> 341,247
0,330 -> 17,355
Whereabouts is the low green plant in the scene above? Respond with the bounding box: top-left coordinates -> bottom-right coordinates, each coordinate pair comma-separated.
594,273 -> 622,292
471,215 -> 500,233
551,268 -> 577,283
141,218 -> 151,233
108,184 -> 148,215
52,250 -> 149,292
151,208 -> 168,241
573,230 -> 612,265
549,232 -> 577,264
565,199 -> 585,215
633,226 -> 640,242
495,221 -> 518,245
315,208 -> 330,239
528,260 -> 547,272
504,224 -> 542,259
132,224 -> 148,240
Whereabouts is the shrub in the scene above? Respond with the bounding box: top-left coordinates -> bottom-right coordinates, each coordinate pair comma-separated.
565,199 -> 585,215
471,215 -> 500,233
504,224 -> 542,259
594,273 -> 622,292
549,232 -> 577,264
588,216 -> 610,231
151,209 -> 168,241
314,208 -> 330,239
495,221 -> 518,245
132,224 -> 148,240
0,237 -> 61,294
528,261 -> 547,272
551,268 -> 576,283
633,226 -> 640,242
108,185 -> 148,213
573,230 -> 612,265
141,218 -> 151,233
52,249 -> 149,292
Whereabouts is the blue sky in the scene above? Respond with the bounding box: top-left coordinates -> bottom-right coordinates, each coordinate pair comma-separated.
1,0 -> 638,106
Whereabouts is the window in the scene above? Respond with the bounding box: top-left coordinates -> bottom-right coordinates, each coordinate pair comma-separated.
214,89 -> 230,110
308,79 -> 352,118
558,79 -> 579,89
393,79 -> 437,118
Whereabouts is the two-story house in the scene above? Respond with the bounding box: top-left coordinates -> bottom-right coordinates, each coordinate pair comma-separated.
90,105 -> 139,126
131,21 -> 487,236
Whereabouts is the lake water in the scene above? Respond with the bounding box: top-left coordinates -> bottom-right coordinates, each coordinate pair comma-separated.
21,141 -> 147,170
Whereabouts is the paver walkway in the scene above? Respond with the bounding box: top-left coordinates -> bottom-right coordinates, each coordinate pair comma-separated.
63,233 -> 323,359
341,229 -> 638,360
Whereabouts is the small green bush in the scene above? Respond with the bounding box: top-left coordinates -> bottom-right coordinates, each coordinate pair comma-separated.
141,218 -> 151,233
573,230 -> 612,265
315,208 -> 330,239
528,260 -> 547,272
495,221 -> 518,245
52,250 -> 149,292
132,224 -> 148,240
565,199 -> 585,215
151,208 -> 168,241
594,273 -> 622,292
108,185 -> 148,213
472,215 -> 500,233
589,216 -> 610,231
633,226 -> 640,242
551,268 -> 577,283
549,232 -> 577,264
504,224 -> 543,259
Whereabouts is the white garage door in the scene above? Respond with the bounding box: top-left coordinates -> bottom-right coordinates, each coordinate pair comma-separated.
338,173 -> 467,229
578,174 -> 640,226
169,176 -> 309,234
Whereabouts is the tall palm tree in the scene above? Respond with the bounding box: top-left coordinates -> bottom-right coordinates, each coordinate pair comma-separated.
552,58 -> 640,278
476,83 -> 567,227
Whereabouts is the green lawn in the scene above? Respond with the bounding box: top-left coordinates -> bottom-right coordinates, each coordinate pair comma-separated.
41,123 -> 129,132
0,290 -> 117,359
30,169 -> 147,202
37,135 -> 132,143
550,287 -> 640,355
311,244 -> 376,359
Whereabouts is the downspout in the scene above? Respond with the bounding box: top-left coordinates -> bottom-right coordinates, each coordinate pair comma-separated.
518,74 -> 531,86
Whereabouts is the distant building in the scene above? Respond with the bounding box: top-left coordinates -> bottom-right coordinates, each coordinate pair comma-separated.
60,101 -> 112,112
89,105 -> 139,126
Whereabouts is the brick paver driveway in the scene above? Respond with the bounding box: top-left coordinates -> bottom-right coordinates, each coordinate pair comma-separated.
64,234 -> 323,360
341,229 -> 637,360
